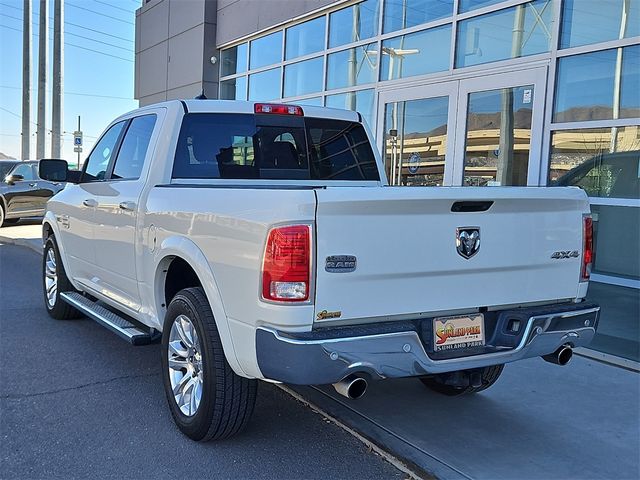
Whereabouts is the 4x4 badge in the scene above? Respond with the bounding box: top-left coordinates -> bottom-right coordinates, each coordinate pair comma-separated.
456,227 -> 480,259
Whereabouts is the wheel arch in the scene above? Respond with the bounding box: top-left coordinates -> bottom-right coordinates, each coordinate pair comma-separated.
154,236 -> 249,378
41,213 -> 79,291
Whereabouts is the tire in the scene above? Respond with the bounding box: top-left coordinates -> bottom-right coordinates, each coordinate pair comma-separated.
420,364 -> 504,396
161,287 -> 257,441
42,236 -> 83,320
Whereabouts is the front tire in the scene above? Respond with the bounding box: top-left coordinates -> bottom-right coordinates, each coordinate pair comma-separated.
42,237 -> 83,320
420,365 -> 504,396
161,287 -> 257,441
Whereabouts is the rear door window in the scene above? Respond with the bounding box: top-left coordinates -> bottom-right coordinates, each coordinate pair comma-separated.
110,114 -> 157,180
172,113 -> 379,181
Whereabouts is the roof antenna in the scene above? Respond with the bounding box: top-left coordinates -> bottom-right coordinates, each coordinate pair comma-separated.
195,90 -> 207,100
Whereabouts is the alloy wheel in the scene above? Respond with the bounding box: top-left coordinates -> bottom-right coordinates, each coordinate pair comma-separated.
44,247 -> 58,308
167,314 -> 204,416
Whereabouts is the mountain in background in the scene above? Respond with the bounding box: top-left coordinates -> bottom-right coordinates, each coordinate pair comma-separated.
0,152 -> 16,160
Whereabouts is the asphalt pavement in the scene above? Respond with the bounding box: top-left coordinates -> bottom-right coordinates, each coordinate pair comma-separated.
0,243 -> 404,479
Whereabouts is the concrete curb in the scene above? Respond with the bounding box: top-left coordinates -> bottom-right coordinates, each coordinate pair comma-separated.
0,235 -> 42,254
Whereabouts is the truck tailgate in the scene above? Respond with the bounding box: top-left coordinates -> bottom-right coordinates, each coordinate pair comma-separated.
313,187 -> 590,323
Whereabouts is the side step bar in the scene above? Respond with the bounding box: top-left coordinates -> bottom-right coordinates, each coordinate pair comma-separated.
60,292 -> 160,345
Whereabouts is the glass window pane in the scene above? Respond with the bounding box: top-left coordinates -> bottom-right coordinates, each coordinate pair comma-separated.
560,0 -> 639,49
383,0 -> 453,33
553,49 -> 617,123
284,57 -> 324,97
329,0 -> 380,48
463,85 -> 534,186
220,77 -> 247,100
296,97 -> 323,107
84,121 -> 126,181
220,43 -> 248,76
325,88 -> 375,129
285,17 -> 326,60
249,31 -> 283,69
621,45 -> 640,119
383,96 -> 449,186
459,0 -> 503,13
549,127 -> 640,199
380,25 -> 451,81
112,115 -> 156,180
326,43 -> 378,90
248,68 -> 281,101
456,0 -> 553,68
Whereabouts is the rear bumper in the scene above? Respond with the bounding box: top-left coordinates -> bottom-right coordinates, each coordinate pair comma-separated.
256,303 -> 600,385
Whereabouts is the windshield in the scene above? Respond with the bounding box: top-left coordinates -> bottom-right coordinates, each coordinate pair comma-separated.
172,113 -> 380,181
0,161 -> 17,179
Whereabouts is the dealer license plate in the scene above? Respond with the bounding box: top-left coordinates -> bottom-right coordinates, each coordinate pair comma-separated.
433,314 -> 485,352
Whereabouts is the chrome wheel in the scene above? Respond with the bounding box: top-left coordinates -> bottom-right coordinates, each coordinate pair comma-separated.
44,247 -> 58,308
168,314 -> 203,416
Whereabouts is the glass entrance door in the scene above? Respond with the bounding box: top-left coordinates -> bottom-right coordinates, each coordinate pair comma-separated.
454,68 -> 547,186
377,67 -> 547,186
377,82 -> 458,186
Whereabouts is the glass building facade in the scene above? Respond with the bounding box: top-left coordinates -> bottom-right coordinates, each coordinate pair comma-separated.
218,0 -> 640,361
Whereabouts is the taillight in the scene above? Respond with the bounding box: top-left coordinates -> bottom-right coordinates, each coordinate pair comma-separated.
581,215 -> 593,281
254,103 -> 304,116
262,225 -> 311,302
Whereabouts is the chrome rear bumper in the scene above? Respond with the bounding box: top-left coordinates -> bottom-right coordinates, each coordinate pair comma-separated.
256,304 -> 600,385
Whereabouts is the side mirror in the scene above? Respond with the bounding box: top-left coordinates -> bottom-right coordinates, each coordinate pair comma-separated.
5,174 -> 24,185
39,159 -> 69,183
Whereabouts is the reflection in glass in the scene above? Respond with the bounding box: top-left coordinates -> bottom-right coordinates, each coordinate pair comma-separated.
383,0 -> 453,33
383,96 -> 449,186
325,89 -> 375,129
248,68 -> 281,101
326,43 -> 378,90
380,25 -> 451,81
220,43 -> 248,76
250,31 -> 283,69
549,126 -> 640,199
561,0 -> 639,49
463,86 -> 534,187
456,0 -> 553,68
286,17 -> 326,60
554,46 -> 639,122
289,97 -> 323,107
621,45 -> 640,119
329,0 -> 380,48
220,77 -> 247,100
459,0 -> 504,13
284,57 -> 324,97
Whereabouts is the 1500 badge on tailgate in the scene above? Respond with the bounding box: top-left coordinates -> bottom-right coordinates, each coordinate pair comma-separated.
434,314 -> 485,351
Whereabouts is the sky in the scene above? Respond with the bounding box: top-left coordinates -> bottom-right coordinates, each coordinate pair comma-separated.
0,0 -> 141,163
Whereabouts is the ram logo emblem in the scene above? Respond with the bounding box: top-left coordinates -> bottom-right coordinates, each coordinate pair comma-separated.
456,227 -> 480,259
325,255 -> 357,273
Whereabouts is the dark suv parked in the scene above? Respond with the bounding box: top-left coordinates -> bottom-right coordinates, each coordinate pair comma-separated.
0,160 -> 66,227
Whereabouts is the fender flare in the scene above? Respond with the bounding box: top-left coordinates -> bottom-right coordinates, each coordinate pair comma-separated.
155,235 -> 249,378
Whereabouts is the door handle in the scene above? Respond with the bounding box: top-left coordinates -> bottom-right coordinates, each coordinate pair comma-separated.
82,198 -> 97,208
29,183 -> 37,187
119,201 -> 136,211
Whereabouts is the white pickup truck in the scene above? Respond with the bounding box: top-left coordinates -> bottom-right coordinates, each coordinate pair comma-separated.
39,100 -> 599,441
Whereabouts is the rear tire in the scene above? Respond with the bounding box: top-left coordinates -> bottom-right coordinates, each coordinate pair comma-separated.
420,365 -> 504,396
42,236 -> 83,320
161,287 -> 257,441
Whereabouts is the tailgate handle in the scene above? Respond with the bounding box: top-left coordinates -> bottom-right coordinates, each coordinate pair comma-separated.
451,201 -> 493,212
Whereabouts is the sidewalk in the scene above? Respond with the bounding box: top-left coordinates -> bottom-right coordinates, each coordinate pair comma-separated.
0,219 -> 42,253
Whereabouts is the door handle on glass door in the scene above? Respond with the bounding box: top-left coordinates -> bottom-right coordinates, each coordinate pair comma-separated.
119,201 -> 136,211
82,198 -> 97,208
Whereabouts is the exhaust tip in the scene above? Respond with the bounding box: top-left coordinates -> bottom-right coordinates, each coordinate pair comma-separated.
542,345 -> 573,366
333,375 -> 368,399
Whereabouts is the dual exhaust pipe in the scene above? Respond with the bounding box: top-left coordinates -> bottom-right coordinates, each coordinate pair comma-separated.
542,345 -> 573,366
332,375 -> 368,399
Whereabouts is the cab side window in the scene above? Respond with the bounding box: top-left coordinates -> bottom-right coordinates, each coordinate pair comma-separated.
10,163 -> 36,181
111,115 -> 157,180
83,121 -> 126,182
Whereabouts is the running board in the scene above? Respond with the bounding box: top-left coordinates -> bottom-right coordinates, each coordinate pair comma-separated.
60,292 -> 160,345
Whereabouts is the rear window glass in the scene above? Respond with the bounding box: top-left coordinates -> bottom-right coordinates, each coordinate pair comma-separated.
172,113 -> 379,181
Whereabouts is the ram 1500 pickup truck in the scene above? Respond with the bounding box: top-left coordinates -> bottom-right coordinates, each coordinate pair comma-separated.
39,100 -> 600,441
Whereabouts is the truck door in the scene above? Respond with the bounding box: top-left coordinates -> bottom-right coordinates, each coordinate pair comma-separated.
91,114 -> 157,313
